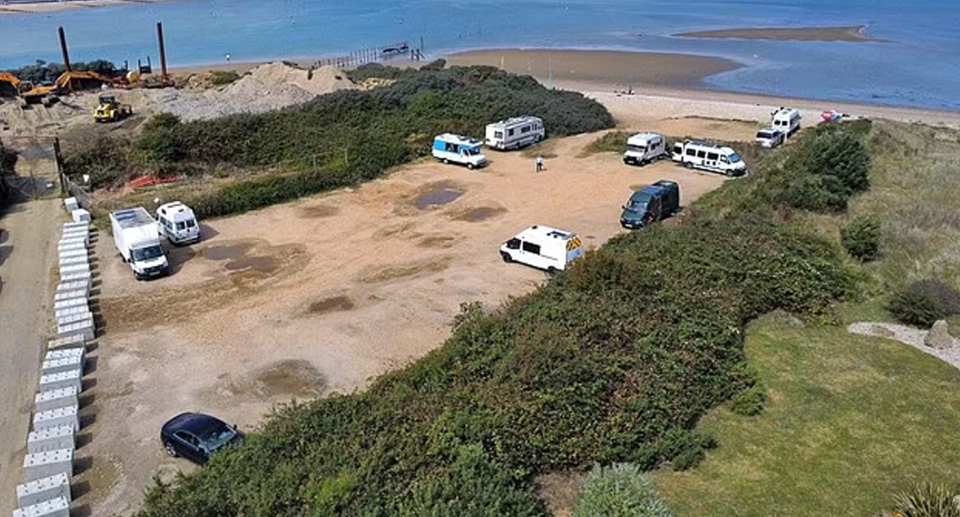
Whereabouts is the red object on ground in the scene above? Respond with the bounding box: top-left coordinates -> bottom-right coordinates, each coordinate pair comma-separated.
129,175 -> 181,188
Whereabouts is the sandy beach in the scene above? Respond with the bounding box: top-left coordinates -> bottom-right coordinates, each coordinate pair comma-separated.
0,0 -> 176,14
675,25 -> 883,42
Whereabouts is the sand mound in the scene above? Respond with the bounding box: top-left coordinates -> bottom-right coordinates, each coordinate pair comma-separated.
248,63 -> 356,96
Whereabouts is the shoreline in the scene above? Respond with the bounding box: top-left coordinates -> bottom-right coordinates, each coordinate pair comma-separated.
674,25 -> 885,43
0,0 -> 177,14
162,49 -> 959,125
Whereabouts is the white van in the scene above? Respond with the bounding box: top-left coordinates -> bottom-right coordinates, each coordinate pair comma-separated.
500,225 -> 584,273
755,127 -> 785,149
672,140 -> 747,177
772,107 -> 802,136
432,134 -> 489,169
623,132 -> 668,166
156,201 -> 201,245
485,116 -> 545,150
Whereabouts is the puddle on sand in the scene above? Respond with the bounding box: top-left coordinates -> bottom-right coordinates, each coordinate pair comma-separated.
416,188 -> 463,210
225,256 -> 279,274
308,295 -> 356,315
254,360 -> 325,398
203,243 -> 253,261
452,206 -> 507,222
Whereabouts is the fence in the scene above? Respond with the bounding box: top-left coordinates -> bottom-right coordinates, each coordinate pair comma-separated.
316,40 -> 424,69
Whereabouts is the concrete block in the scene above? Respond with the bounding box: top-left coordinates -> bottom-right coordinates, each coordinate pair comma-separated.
57,318 -> 95,342
63,197 -> 79,212
59,235 -> 88,247
58,263 -> 90,277
59,271 -> 91,287
40,355 -> 84,376
44,348 -> 85,364
55,307 -> 91,326
71,209 -> 91,223
46,334 -> 86,351
56,242 -> 86,255
12,495 -> 70,517
15,473 -> 71,508
53,296 -> 88,312
57,255 -> 88,269
34,387 -> 79,413
63,221 -> 89,230
22,449 -> 73,482
57,248 -> 88,261
33,405 -> 80,433
38,370 -> 82,394
53,289 -> 87,303
56,281 -> 89,295
27,425 -> 76,454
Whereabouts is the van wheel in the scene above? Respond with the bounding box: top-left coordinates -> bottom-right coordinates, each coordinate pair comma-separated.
442,159 -> 449,165
547,267 -> 558,275
684,162 -> 693,169
500,252 -> 513,263
467,163 -> 475,170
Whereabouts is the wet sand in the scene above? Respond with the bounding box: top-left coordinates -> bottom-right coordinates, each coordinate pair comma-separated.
446,49 -> 742,89
675,26 -> 884,42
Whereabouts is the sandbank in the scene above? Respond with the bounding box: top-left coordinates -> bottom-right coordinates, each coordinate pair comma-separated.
675,25 -> 884,43
0,0 -> 178,14
445,49 -> 741,90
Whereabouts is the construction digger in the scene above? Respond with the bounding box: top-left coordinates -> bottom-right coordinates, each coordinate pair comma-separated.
94,94 -> 133,123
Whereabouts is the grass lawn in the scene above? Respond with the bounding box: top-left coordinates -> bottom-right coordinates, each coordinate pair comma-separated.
654,312 -> 960,517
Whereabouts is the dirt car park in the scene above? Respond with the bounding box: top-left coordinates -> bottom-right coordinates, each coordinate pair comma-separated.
68,118 -> 745,514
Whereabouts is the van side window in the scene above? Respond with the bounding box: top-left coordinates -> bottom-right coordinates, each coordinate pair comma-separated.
508,129 -> 515,136
521,126 -> 530,134
707,152 -> 719,160
494,131 -> 503,139
521,241 -> 541,255
176,222 -> 186,230
506,238 -> 521,250
685,148 -> 695,157
696,150 -> 707,158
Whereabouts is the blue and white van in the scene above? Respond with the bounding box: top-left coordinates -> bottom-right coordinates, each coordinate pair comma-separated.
156,201 -> 201,245
432,134 -> 488,169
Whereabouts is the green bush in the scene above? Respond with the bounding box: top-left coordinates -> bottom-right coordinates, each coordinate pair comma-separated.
210,70 -> 241,86
888,280 -> 960,327
891,483 -> 960,517
137,216 -> 851,517
729,384 -> 767,416
573,463 -> 674,517
842,215 -> 882,262
584,131 -> 631,155
62,136 -> 132,189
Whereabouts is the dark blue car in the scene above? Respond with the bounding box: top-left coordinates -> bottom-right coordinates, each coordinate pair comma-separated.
160,412 -> 244,465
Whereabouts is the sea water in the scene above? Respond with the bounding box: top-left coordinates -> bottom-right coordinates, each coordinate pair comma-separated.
0,0 -> 958,110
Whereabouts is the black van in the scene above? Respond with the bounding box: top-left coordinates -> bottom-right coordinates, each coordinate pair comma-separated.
619,180 -> 680,229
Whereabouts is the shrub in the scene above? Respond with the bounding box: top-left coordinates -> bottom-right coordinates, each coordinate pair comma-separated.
573,463 -> 674,517
793,127 -> 871,195
584,131 -> 630,155
842,215 -> 882,262
891,483 -> 960,517
888,280 -> 960,327
62,136 -> 132,189
210,70 -> 241,86
729,384 -> 767,416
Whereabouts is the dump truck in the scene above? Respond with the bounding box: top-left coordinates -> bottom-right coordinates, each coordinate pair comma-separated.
94,95 -> 133,123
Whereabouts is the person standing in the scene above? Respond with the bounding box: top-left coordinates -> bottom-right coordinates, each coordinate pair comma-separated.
536,154 -> 544,173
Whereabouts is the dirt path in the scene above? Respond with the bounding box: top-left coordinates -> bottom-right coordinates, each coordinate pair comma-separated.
0,197 -> 60,515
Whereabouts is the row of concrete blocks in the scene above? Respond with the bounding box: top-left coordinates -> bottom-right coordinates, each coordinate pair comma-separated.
56,223 -> 95,344
11,222 -> 96,517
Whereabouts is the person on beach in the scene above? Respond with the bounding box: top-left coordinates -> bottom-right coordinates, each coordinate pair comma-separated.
536,155 -> 544,173
225,53 -> 231,63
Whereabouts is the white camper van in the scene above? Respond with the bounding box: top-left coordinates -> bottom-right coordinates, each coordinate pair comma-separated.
623,132 -> 668,166
500,225 -> 584,273
772,107 -> 802,136
755,127 -> 785,149
110,207 -> 169,280
156,201 -> 201,245
672,141 -> 747,177
485,116 -> 545,150
432,134 -> 489,169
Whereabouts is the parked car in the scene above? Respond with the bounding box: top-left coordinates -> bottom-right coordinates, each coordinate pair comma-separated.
160,412 -> 244,465
755,127 -> 785,148
619,180 -> 680,229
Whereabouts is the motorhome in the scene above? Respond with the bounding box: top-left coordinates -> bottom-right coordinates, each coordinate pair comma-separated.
432,134 -> 489,169
755,127 -> 785,148
157,201 -> 201,245
110,207 -> 170,280
619,180 -> 680,229
772,107 -> 802,136
623,132 -> 668,166
671,140 -> 747,177
485,116 -> 545,150
500,225 -> 583,273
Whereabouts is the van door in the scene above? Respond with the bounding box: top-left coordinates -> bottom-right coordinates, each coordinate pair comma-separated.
520,240 -> 543,268
706,151 -> 719,170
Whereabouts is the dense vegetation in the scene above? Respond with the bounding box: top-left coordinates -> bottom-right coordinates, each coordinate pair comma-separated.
3,59 -> 120,83
573,464 -> 673,517
67,62 -> 614,217
888,280 -> 960,327
139,214 -> 851,516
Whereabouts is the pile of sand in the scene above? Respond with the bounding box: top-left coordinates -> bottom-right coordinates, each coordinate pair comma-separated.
140,63 -> 356,122
248,63 -> 356,96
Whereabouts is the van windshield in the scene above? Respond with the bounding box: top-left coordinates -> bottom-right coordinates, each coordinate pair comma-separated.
756,131 -> 772,139
627,144 -> 646,153
132,245 -> 164,262
729,153 -> 742,163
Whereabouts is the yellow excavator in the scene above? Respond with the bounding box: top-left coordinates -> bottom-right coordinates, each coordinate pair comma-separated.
94,94 -> 133,123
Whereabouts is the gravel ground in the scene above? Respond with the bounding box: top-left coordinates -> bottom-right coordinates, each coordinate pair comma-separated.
848,322 -> 960,370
